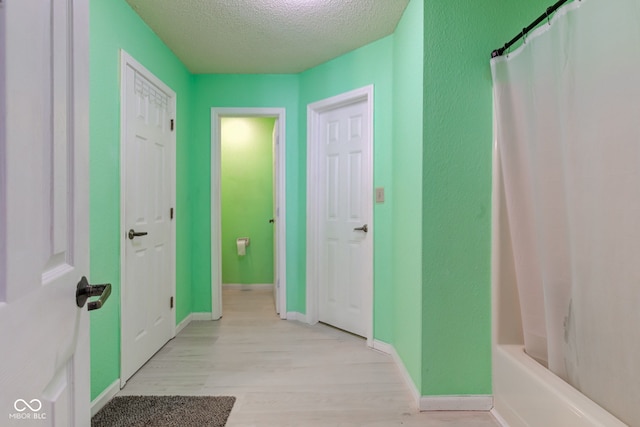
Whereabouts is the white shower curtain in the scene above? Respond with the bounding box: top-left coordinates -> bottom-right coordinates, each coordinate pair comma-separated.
492,0 -> 640,425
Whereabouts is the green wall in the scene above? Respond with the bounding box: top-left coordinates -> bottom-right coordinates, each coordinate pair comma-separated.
89,0 -> 193,400
88,0 -> 555,403
191,33 -> 399,344
190,37 -> 396,339
221,117 -> 276,284
299,36 -> 395,344
189,75 -> 300,312
421,0 -> 552,395
391,0 -> 424,392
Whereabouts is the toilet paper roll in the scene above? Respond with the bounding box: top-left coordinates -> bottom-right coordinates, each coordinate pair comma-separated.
237,238 -> 247,256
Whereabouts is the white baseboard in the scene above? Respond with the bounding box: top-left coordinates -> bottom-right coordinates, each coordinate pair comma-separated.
223,283 -> 273,290
490,408 -> 510,427
379,340 -> 493,412
90,379 -> 120,417
372,339 -> 393,355
419,395 -> 493,411
286,311 -> 307,323
192,312 -> 214,321
176,313 -> 193,335
387,344 -> 421,408
176,312 -> 214,335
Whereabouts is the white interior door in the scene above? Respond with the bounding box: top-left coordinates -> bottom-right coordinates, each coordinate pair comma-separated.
0,0 -> 91,425
317,99 -> 372,337
121,53 -> 175,384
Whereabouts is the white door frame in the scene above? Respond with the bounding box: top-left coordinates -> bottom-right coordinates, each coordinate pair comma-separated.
119,50 -> 177,386
211,108 -> 287,320
306,85 -> 374,346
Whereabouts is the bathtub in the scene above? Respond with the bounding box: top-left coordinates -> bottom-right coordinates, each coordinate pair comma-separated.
492,345 -> 626,427
491,143 -> 626,427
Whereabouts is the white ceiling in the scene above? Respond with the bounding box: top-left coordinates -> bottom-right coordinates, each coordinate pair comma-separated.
126,0 -> 410,74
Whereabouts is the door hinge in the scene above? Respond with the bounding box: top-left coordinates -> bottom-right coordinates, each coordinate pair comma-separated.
170,119 -> 174,131
170,207 -> 174,220
170,296 -> 174,309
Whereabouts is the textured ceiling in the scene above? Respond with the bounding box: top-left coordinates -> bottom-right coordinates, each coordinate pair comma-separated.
126,0 -> 410,74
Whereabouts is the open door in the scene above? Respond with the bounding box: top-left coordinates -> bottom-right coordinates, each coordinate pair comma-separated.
0,0 -> 95,425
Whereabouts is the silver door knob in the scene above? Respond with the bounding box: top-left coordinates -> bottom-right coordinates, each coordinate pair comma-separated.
353,224 -> 368,233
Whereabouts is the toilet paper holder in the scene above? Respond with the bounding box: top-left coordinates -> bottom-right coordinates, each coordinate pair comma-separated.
236,237 -> 250,256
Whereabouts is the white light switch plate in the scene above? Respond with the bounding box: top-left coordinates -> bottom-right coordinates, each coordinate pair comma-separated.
375,187 -> 385,203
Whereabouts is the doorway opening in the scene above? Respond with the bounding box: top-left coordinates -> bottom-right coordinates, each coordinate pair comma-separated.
211,108 -> 286,320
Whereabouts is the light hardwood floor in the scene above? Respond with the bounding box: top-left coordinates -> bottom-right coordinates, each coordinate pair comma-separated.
119,287 -> 500,426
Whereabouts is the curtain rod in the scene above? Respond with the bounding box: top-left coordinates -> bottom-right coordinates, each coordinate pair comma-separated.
491,0 -> 570,58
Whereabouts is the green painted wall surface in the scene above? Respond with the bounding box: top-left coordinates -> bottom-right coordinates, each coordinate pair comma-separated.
421,0 -> 553,395
87,0 -> 556,403
299,36 -> 394,343
221,117 -> 276,284
90,0 -> 192,399
391,0 -> 424,392
189,75 -> 300,312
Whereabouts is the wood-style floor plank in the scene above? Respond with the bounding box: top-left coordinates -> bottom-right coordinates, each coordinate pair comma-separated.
119,287 -> 500,426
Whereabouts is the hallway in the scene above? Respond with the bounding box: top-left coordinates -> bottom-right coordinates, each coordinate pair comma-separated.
118,287 -> 500,426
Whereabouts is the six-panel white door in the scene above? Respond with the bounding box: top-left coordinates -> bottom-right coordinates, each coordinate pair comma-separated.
0,0 -> 91,425
318,100 -> 371,337
121,56 -> 175,383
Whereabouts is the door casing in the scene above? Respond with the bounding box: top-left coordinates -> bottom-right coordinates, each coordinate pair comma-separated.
119,50 -> 177,387
211,108 -> 287,320
306,85 -> 374,346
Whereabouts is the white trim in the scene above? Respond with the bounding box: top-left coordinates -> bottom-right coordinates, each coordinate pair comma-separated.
286,312 -> 307,323
490,408 -> 510,427
222,283 -> 273,291
419,395 -> 493,412
191,312 -> 214,321
175,313 -> 193,335
90,379 -> 120,417
0,0 -> 5,302
306,85 -> 374,346
383,341 -> 494,412
223,283 -> 274,290
388,344 -> 421,408
119,50 -> 177,387
372,339 -> 393,355
176,312 -> 215,335
211,108 -> 287,321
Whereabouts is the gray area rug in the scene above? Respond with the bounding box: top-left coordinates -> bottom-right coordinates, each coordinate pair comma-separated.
92,395 -> 236,427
